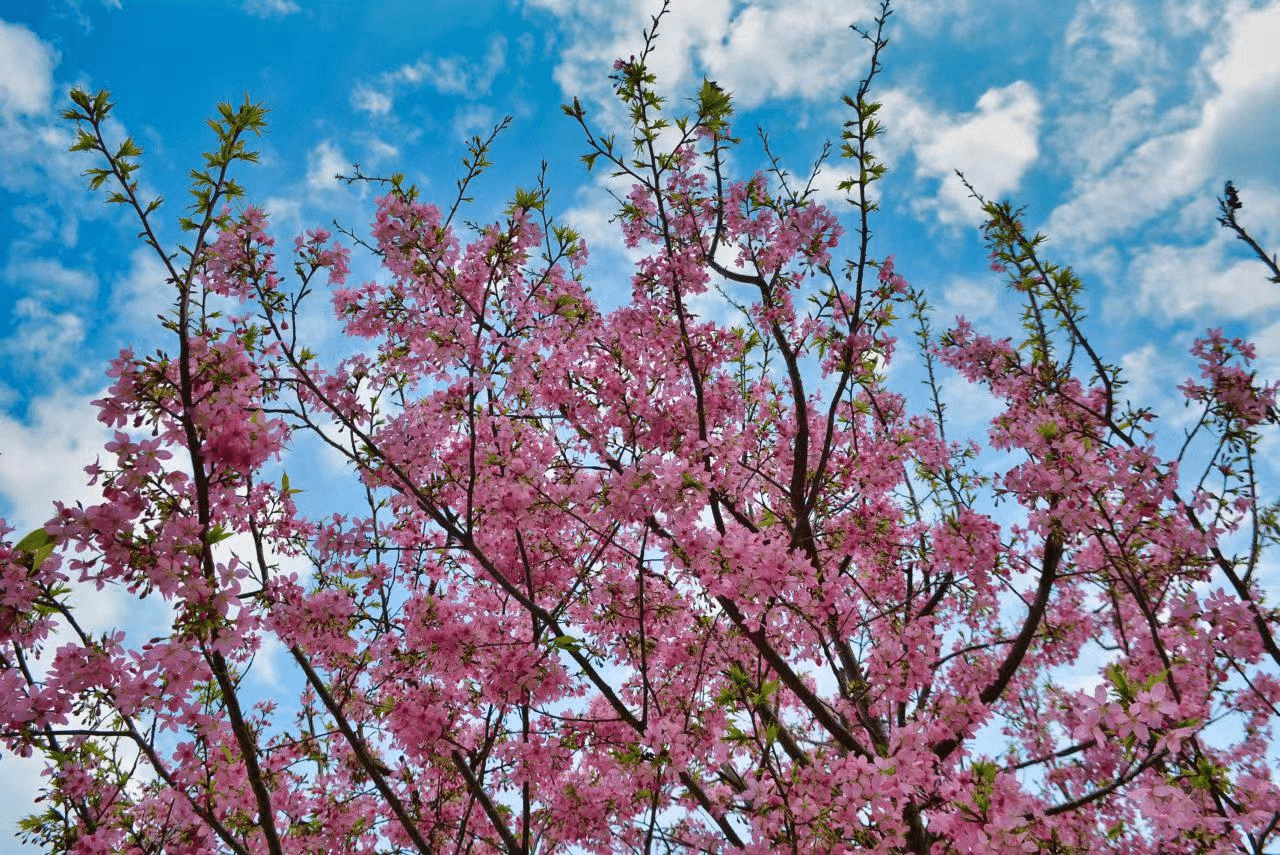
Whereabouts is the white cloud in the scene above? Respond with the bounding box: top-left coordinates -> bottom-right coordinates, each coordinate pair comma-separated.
1047,131 -> 1203,247
1118,342 -> 1163,410
0,391 -> 109,534
0,20 -> 57,117
941,276 -> 1000,321
1196,2 -> 1280,185
1063,0 -> 1151,71
4,255 -> 97,302
700,0 -> 873,107
1254,317 -> 1280,382
1131,235 -> 1280,322
527,0 -> 875,124
0,24 -> 117,289
1162,0 -> 1220,31
0,385 -> 177,851
560,174 -> 640,262
57,0 -> 123,32
0,120 -> 79,197
939,373 -> 1003,433
808,163 -> 861,208
10,202 -> 81,248
451,104 -> 499,141
351,83 -> 392,116
112,246 -> 174,331
306,140 -> 348,192
365,138 -> 400,163
1053,85 -> 1163,179
1223,181 -> 1280,258
260,194 -> 304,235
241,0 -> 300,19
398,55 -> 470,93
894,0 -> 1018,38
0,299 -> 85,375
1046,1 -> 1280,248
881,81 -> 1041,226
355,33 -> 508,116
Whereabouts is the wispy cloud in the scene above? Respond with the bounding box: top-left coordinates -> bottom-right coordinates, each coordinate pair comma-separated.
306,139 -> 349,192
1131,235 -> 1280,322
350,34 -> 507,117
351,83 -> 392,116
698,0 -> 874,107
0,299 -> 85,377
111,246 -> 173,332
4,255 -> 97,302
242,0 -> 300,19
1047,1 -> 1280,248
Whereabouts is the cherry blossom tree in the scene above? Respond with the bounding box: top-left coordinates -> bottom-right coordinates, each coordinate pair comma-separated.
5,4 -> 1280,853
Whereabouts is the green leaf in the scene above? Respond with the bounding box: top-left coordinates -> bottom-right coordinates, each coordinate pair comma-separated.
697,79 -> 733,130
511,186 -> 544,212
757,678 -> 780,703
15,529 -> 57,572
15,528 -> 54,553
116,137 -> 142,159
70,128 -> 99,153
31,544 -> 55,570
69,87 -> 93,111
205,525 -> 234,545
550,634 -> 584,653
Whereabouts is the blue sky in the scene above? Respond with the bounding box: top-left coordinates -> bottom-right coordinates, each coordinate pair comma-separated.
1,0 -> 1279,846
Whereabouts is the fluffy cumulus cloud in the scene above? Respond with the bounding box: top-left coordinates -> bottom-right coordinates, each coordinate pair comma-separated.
692,0 -> 874,107
0,20 -> 57,116
1,254 -> 98,382
0,21 -> 81,199
1196,2 -> 1280,186
941,275 -> 1000,321
1064,0 -> 1152,75
0,385 -> 163,847
0,18 -> 114,298
526,0 -> 875,119
881,81 -> 1041,226
4,255 -> 96,303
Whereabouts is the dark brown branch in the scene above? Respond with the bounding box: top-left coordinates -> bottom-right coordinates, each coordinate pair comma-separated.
934,527 -> 1062,762
450,749 -> 523,855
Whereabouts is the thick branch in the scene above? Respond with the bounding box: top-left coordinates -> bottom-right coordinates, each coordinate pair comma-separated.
934,527 -> 1062,762
451,749 -> 523,855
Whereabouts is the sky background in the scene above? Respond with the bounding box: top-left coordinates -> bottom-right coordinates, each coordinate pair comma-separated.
1,0 -> 1279,847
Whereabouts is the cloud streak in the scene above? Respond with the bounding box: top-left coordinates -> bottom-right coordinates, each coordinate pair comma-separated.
350,34 -> 508,117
